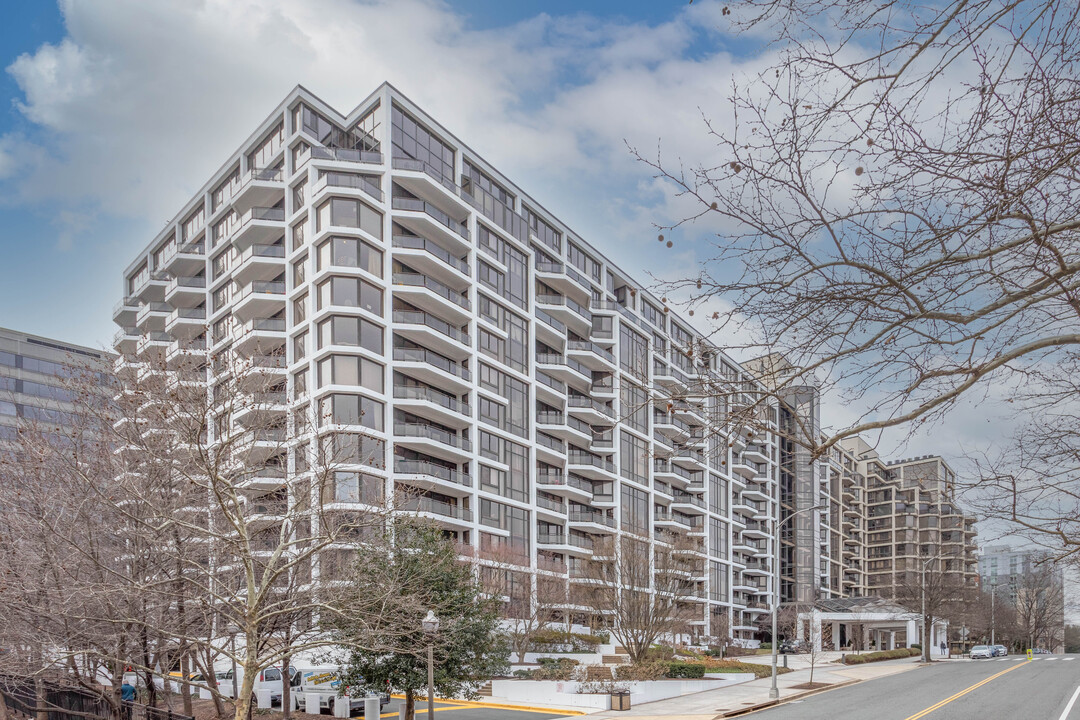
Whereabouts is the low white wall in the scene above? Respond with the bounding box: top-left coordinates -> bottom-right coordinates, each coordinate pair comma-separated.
490,675 -> 756,709
520,652 -> 603,665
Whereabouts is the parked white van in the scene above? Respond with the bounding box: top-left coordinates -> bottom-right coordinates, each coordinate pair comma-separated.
295,667 -> 389,715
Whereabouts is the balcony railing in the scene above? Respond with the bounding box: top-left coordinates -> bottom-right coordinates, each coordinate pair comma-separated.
399,496 -> 471,521
394,459 -> 471,487
568,395 -> 614,419
392,196 -> 469,240
310,146 -> 383,164
536,294 -> 592,323
569,510 -> 615,528
394,422 -> 471,452
319,170 -> 383,201
393,384 -> 470,416
239,280 -> 287,299
534,308 -> 567,334
392,273 -> 470,310
392,347 -> 471,381
567,340 -> 615,364
391,157 -> 457,192
392,311 -> 470,346
536,432 -> 566,454
568,450 -> 615,473
392,235 -> 470,275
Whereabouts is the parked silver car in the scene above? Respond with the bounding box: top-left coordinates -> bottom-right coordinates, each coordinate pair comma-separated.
994,645 -> 1007,657
971,645 -> 993,659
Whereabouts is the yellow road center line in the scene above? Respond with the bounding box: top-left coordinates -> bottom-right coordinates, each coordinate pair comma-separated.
380,708 -> 465,717
903,661 -> 1031,720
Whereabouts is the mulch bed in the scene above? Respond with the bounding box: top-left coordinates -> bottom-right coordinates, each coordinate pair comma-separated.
788,682 -> 830,690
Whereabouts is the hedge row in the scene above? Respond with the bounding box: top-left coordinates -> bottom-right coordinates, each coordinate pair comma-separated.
843,648 -> 921,664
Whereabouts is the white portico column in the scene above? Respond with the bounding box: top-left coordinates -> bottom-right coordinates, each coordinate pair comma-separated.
906,618 -> 917,647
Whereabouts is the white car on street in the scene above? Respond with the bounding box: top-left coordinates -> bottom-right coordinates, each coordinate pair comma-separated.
970,645 -> 993,659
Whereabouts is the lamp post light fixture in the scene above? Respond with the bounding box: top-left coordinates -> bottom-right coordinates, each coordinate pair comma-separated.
421,611 -> 440,720
920,551 -> 942,664
770,503 -> 826,700
990,579 -> 997,647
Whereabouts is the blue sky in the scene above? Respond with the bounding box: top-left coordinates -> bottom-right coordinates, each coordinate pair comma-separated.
0,0 -> 747,352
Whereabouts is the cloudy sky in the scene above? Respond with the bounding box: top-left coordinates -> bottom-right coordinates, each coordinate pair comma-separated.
0,0 -> 1044,553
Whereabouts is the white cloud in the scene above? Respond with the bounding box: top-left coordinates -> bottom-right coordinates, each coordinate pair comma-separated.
0,0 -> 1031,508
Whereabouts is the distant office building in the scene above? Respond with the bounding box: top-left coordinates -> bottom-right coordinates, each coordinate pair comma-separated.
0,326 -> 115,445
978,544 -> 1065,652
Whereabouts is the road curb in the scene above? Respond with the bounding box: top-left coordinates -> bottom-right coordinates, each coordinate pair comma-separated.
388,693 -> 587,715
718,678 -> 862,717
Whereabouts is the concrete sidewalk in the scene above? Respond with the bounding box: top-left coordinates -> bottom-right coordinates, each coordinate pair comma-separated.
582,657 -> 922,719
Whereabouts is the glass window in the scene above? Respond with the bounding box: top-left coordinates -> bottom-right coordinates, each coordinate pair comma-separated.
316,198 -> 384,239
317,354 -> 384,392
620,430 -> 648,483
321,393 -> 384,431
318,277 -> 383,315
317,236 -> 383,277
318,316 -> 384,354
621,484 -> 649,534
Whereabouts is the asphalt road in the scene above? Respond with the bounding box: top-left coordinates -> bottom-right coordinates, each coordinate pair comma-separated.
375,698 -> 567,720
750,655 -> 1080,719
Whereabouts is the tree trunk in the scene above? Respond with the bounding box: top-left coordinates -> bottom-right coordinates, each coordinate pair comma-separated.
923,615 -> 931,663
199,647 -> 226,719
281,655 -> 291,720
34,676 -> 48,720
180,653 -> 193,716
405,689 -> 415,720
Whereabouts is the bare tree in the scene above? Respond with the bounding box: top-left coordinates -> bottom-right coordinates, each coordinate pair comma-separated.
580,534 -> 702,664
893,557 -> 967,663
639,0 -> 1080,556
0,347 -> 403,720
1013,562 -> 1066,652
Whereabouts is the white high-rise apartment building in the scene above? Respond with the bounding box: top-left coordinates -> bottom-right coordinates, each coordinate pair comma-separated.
112,83 -> 781,644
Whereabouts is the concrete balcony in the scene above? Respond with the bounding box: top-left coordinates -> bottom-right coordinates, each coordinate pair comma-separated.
113,327 -> 139,354
135,331 -> 171,360
392,310 -> 471,360
535,353 -> 591,388
390,158 -> 472,219
535,294 -> 592,336
394,459 -> 472,498
233,243 -> 286,285
233,206 -> 285,250
535,470 -> 593,503
393,422 -> 471,463
165,306 -> 207,339
133,271 -> 169,303
391,196 -> 470,252
391,272 -> 471,325
568,510 -> 616,534
232,280 -> 286,321
162,240 -> 206,276
391,347 -> 471,395
164,275 -> 206,307
165,337 -> 207,368
113,297 -> 139,325
567,395 -> 615,426
391,234 -> 470,289
566,340 -> 616,372
534,260 -> 592,303
567,450 -> 617,481
398,495 -> 473,530
392,384 -> 471,429
232,316 -> 286,355
136,301 -> 172,332
232,167 -> 285,216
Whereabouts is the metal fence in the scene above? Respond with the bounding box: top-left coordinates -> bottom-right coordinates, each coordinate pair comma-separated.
0,675 -> 193,720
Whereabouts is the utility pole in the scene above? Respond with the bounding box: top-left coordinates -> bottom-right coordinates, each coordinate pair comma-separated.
770,504 -> 825,700
990,580 -> 996,647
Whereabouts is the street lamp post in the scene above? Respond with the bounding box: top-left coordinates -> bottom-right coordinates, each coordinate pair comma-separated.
770,503 -> 826,700
421,611 -> 440,720
920,552 -> 941,664
990,580 -> 997,647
